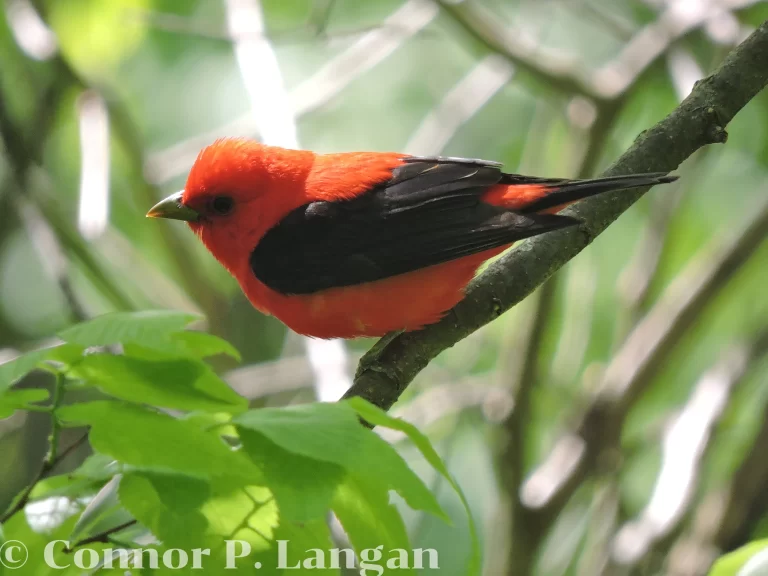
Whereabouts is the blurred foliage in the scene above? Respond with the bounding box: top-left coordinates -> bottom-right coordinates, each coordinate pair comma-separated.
0,311 -> 472,574
0,0 -> 767,575
708,540 -> 768,576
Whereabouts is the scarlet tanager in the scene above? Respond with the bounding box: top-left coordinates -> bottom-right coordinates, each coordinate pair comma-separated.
147,138 -> 676,339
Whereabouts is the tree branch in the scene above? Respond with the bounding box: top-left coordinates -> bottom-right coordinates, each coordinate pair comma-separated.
343,20 -> 768,412
610,329 -> 768,568
436,0 -> 602,100
65,520 -> 139,552
435,0 -> 751,103
0,427 -> 89,525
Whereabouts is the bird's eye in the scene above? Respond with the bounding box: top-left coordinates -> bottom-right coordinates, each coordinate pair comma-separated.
210,196 -> 234,215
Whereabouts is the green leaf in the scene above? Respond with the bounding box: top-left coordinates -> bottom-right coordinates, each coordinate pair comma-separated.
72,452 -> 122,480
58,310 -> 198,348
232,402 -> 365,468
0,343 -> 83,394
234,402 -> 447,521
58,401 -> 263,484
118,472 -> 210,548
0,388 -> 49,419
182,410 -> 235,430
123,331 -> 242,361
709,540 -> 768,576
332,473 -> 414,576
168,331 -> 242,361
202,482 -> 277,545
119,474 -> 339,574
187,516 -> 340,575
193,482 -> 279,573
347,397 -> 480,574
268,519 -> 341,575
73,354 -> 247,413
69,475 -> 132,544
29,473 -> 106,503
30,454 -> 119,501
193,518 -> 338,575
354,429 -> 448,522
58,311 -> 241,362
239,429 -> 344,522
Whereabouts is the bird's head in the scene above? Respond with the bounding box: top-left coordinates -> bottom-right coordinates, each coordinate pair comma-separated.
147,138 -> 313,277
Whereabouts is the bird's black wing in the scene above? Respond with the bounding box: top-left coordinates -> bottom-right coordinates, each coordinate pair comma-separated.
250,156 -> 579,295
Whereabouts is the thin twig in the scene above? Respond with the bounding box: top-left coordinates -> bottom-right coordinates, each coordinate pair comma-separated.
65,520 -> 139,552
0,445 -> 53,524
51,432 -> 90,471
0,391 -> 89,524
44,372 -> 65,466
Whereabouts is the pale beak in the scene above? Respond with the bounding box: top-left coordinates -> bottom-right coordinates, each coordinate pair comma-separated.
146,191 -> 199,222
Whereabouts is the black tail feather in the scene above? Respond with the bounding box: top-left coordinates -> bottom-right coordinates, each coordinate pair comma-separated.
516,173 -> 679,214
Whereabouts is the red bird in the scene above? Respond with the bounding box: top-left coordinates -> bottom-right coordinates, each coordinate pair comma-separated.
147,138 -> 675,339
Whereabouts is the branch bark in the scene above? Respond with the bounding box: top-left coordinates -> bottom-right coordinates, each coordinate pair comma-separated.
343,20 -> 768,412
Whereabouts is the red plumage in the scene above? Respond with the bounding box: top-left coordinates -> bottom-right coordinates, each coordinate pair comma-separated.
148,138 -> 675,339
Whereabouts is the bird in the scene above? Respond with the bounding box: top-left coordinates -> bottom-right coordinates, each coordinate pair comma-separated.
147,138 -> 676,339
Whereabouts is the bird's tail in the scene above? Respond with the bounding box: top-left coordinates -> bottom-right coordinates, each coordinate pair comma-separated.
507,172 -> 679,214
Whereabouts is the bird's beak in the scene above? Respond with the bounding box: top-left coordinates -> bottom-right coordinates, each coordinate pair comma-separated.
146,191 -> 199,222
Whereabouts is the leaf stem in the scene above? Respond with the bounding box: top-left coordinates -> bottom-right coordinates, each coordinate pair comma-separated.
45,371 -> 65,466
